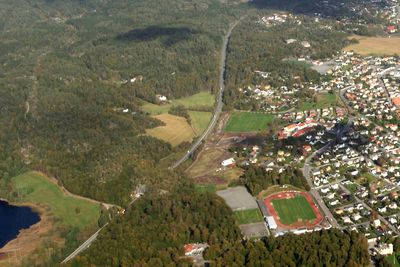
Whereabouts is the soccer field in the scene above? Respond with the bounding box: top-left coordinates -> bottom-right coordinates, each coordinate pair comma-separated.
271,195 -> 317,225
225,112 -> 275,132
234,209 -> 263,225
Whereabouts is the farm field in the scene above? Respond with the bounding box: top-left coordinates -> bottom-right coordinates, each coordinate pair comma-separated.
189,111 -> 212,135
146,114 -> 195,146
11,172 -> 100,230
142,92 -> 215,115
344,36 -> 400,56
271,195 -> 316,225
225,112 -> 275,132
234,209 -> 263,225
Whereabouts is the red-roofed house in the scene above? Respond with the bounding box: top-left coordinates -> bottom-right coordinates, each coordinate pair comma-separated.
392,97 -> 400,108
387,25 -> 397,33
184,243 -> 207,256
302,145 -> 312,155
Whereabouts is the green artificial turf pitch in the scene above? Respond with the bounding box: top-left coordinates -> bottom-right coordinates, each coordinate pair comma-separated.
234,209 -> 263,225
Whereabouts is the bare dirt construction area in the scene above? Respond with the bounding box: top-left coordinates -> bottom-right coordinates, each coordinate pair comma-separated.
0,204 -> 63,266
187,147 -> 228,177
194,176 -> 226,185
344,36 -> 400,56
239,222 -> 268,238
185,112 -> 252,187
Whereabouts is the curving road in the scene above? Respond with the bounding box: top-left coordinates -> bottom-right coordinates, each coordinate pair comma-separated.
171,19 -> 241,169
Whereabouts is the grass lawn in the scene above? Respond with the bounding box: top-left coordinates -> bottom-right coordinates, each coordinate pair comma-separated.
357,172 -> 376,184
271,195 -> 316,225
174,92 -> 215,108
142,92 -> 215,115
189,111 -> 212,135
299,93 -> 337,111
194,184 -> 217,193
141,102 -> 170,115
387,254 -> 400,267
11,172 -> 100,230
344,36 -> 400,56
344,182 -> 358,193
146,113 -> 195,146
234,209 -> 263,225
225,112 -> 275,132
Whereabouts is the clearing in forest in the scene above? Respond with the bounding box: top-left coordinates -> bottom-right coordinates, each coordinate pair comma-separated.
146,113 -> 195,146
141,92 -> 215,115
10,172 -> 100,229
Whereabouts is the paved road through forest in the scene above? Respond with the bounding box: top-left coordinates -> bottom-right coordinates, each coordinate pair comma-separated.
171,19 -> 241,169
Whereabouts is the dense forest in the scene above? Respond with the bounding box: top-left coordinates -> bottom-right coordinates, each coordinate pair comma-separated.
71,182 -> 241,266
205,229 -> 370,267
240,165 -> 310,195
0,0 -> 244,206
0,0 -> 381,207
68,183 -> 370,267
0,0 -> 381,265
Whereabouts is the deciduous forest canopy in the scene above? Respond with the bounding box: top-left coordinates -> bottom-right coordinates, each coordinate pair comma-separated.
0,0 -> 380,266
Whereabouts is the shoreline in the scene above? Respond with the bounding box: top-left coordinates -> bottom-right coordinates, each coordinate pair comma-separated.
0,200 -> 60,266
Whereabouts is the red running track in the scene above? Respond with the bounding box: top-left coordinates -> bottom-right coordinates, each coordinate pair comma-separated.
264,191 -> 323,230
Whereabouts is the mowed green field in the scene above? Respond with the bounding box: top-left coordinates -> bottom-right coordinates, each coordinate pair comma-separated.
11,172 -> 101,230
142,92 -> 215,115
271,195 -> 316,225
234,209 -> 263,225
225,112 -> 275,132
189,111 -> 212,135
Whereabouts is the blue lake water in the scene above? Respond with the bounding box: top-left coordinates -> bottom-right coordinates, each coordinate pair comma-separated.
0,200 -> 40,248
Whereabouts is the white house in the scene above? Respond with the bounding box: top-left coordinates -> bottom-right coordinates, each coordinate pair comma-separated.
221,158 -> 235,167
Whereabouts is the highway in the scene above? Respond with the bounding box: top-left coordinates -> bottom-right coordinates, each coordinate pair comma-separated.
171,19 -> 241,169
